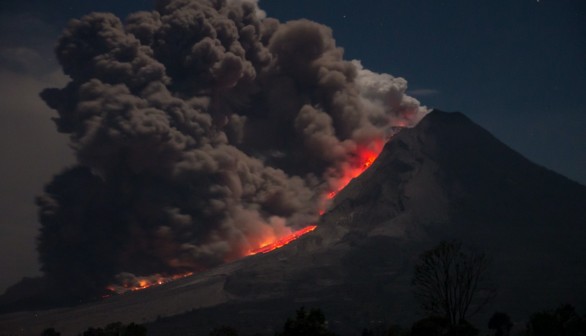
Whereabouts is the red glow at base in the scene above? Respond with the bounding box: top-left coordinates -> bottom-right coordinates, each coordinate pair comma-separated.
248,225 -> 317,255
105,272 -> 194,295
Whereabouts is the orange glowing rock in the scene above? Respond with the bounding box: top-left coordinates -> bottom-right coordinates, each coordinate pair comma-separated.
107,272 -> 194,294
249,225 -> 317,255
363,156 -> 375,169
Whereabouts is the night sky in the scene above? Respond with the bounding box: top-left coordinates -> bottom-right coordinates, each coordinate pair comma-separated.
0,0 -> 584,292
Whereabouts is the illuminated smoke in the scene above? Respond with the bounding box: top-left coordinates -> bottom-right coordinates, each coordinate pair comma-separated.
36,0 -> 428,297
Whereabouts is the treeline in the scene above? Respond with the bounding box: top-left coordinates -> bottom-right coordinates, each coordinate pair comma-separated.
360,304 -> 586,336
213,305 -> 586,336
40,241 -> 585,335
41,322 -> 147,336
40,304 -> 586,336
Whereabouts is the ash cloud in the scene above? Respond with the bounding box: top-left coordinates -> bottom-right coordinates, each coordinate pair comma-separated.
37,0 -> 427,297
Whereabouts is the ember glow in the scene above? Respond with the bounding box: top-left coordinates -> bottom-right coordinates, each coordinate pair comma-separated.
327,138 -> 385,199
106,272 -> 193,295
249,225 -> 318,255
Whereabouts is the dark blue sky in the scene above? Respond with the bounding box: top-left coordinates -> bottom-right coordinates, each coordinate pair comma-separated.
0,0 -> 584,291
3,0 -> 585,182
261,0 -> 586,186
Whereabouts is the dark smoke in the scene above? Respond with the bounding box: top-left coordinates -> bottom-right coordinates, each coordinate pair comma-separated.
37,0 -> 427,297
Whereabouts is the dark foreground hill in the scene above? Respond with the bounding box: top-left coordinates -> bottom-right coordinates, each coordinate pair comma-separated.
1,110 -> 585,335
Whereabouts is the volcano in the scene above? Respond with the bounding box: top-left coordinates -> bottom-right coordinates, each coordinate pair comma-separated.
1,110 -> 585,335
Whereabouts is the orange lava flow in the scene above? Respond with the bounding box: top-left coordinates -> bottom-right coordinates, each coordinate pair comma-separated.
248,139 -> 384,255
249,225 -> 317,255
327,140 -> 384,199
105,138 -> 385,295
105,272 -> 194,295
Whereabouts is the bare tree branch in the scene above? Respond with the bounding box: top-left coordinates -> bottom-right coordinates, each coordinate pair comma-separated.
412,240 -> 494,326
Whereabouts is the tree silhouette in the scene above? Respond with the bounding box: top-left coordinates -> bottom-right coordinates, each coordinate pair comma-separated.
410,316 -> 479,336
411,316 -> 450,336
360,329 -> 374,336
275,307 -> 336,336
41,328 -> 61,336
526,304 -> 585,336
488,312 -> 513,336
445,320 -> 479,336
209,326 -> 239,336
386,324 -> 408,336
124,322 -> 148,336
412,240 -> 494,325
81,321 -> 147,336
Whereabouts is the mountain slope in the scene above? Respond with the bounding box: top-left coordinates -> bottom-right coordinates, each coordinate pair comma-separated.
209,110 -> 586,333
1,110 -> 585,335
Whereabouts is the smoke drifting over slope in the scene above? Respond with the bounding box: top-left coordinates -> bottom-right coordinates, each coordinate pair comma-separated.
37,0 -> 427,296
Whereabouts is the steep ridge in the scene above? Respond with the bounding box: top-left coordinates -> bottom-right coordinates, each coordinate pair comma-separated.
1,110 -> 585,335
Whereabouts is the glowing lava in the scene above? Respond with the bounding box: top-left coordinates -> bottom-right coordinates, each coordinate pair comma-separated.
106,272 -> 193,295
105,138 -> 385,294
248,139 -> 384,255
327,139 -> 384,199
249,225 -> 317,255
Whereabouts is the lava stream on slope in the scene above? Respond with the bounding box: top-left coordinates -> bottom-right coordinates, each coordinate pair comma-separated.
248,140 -> 384,255
106,141 -> 384,294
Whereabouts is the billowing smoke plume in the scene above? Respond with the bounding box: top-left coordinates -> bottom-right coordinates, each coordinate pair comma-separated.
37,0 -> 427,297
